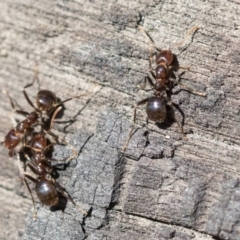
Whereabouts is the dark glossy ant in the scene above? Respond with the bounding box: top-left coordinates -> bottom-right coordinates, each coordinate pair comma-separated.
3,71 -> 84,156
19,131 -> 86,219
123,26 -> 207,151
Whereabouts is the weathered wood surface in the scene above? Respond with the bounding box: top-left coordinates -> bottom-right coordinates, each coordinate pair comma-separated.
0,0 -> 239,239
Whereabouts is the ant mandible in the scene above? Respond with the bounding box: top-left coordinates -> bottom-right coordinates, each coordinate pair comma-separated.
123,26 -> 207,151
3,70 -> 84,156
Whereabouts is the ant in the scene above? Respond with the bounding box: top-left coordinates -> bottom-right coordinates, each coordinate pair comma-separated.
123,26 -> 207,151
20,139 -> 87,219
3,71 -> 84,156
18,116 -> 85,218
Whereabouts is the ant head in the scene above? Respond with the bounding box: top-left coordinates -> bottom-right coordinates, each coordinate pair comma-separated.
156,50 -> 173,66
36,90 -> 57,111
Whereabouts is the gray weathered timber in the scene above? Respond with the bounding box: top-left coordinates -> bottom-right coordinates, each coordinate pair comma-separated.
0,0 -> 239,239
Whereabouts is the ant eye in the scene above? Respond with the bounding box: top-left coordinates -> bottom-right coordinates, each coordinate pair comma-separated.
36,90 -> 57,111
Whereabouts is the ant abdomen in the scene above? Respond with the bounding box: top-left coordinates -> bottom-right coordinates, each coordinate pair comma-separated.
146,96 -> 166,122
4,129 -> 21,150
36,177 -> 59,206
4,111 -> 39,155
156,50 -> 173,66
36,90 -> 57,111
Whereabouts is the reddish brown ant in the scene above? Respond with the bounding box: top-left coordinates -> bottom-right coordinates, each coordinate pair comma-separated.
13,107 -> 83,219
123,26 -> 207,151
20,140 -> 87,219
3,71 -> 84,156
18,121 -> 83,218
3,70 -> 87,219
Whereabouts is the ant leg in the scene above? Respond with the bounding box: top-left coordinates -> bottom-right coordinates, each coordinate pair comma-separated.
22,68 -> 39,111
2,90 -> 29,116
51,93 -> 87,115
23,90 -> 38,111
138,26 -> 161,89
173,26 -> 199,48
24,178 -> 37,219
138,27 -> 156,90
16,153 -> 25,176
169,65 -> 206,96
25,140 -> 63,165
170,78 -> 207,96
123,98 -> 149,151
144,31 -> 157,82
146,76 -> 155,88
148,41 -> 156,74
139,76 -> 155,90
150,70 -> 156,81
43,106 -> 78,163
53,180 -> 88,216
24,66 -> 39,90
138,28 -> 156,91
142,29 -> 158,80
45,130 -> 78,163
23,174 -> 38,220
49,106 -> 62,132
138,26 -> 162,51
26,162 -> 39,174
166,100 -> 188,141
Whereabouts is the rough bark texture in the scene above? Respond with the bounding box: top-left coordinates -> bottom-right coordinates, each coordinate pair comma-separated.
0,0 -> 239,239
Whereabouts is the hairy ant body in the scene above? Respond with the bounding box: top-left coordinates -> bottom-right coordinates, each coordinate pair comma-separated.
123,26 -> 207,151
3,72 -> 84,156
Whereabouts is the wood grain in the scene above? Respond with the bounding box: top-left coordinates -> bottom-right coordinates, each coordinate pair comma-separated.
0,0 -> 239,239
